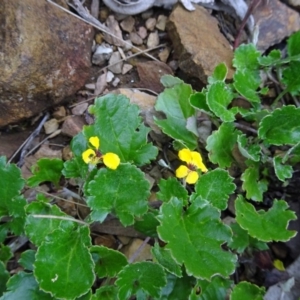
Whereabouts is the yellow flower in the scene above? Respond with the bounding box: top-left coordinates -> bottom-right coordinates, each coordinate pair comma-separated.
102,153 -> 120,170
81,136 -> 120,170
82,148 -> 98,164
175,148 -> 207,184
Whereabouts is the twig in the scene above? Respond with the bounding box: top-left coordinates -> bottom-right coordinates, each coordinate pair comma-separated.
234,0 -> 263,49
234,122 -> 258,134
128,236 -> 151,263
24,129 -> 61,158
99,43 -> 166,73
32,214 -> 89,226
16,113 -> 50,167
37,189 -> 88,207
47,0 -> 159,62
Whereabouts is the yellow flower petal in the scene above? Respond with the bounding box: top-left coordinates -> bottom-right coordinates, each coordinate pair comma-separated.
198,162 -> 208,173
190,151 -> 203,166
102,153 -> 120,170
178,149 -> 192,164
175,165 -> 189,178
191,151 -> 208,173
89,136 -> 100,150
82,149 -> 96,164
186,171 -> 199,184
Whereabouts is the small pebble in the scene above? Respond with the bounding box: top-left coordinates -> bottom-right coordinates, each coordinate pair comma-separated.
137,26 -> 148,39
112,77 -> 120,87
71,103 -> 88,115
44,118 -> 59,135
147,31 -> 159,48
158,47 -> 170,62
156,15 -> 167,31
122,64 -> 133,74
108,51 -> 123,74
92,43 -> 113,65
106,71 -> 115,82
53,106 -> 66,119
145,18 -> 156,31
130,32 -> 143,45
120,16 -> 135,33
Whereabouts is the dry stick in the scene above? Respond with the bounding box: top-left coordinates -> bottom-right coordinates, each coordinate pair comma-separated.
9,113 -> 49,164
37,189 -> 88,208
24,129 -> 61,158
234,122 -> 257,134
99,43 -> 166,73
16,113 -> 50,167
47,0 -> 159,62
32,214 -> 89,226
128,236 -> 151,263
233,0 -> 263,49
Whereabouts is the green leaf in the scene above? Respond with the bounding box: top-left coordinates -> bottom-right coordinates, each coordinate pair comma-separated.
77,290 -> 92,300
62,157 -> 88,179
151,243 -> 182,277
0,244 -> 12,265
1,272 -> 53,300
258,105 -> 300,145
134,210 -> 160,237
273,156 -> 293,182
87,164 -> 150,226
230,281 -> 265,300
208,62 -> 228,84
160,75 -> 184,88
157,198 -> 237,280
189,92 -> 212,115
0,195 -> 26,236
0,227 -> 7,244
233,69 -> 261,103
158,272 -> 196,300
155,83 -> 198,149
92,286 -> 118,300
34,226 -> 94,299
237,134 -> 260,162
27,158 -> 63,187
86,94 -> 157,166
258,50 -> 281,66
0,261 -> 9,296
207,81 -> 235,122
157,177 -> 188,203
25,201 -> 74,246
70,132 -> 89,157
282,62 -> 300,95
233,44 -> 260,70
235,196 -> 297,242
0,156 -> 25,217
18,250 -> 36,271
241,163 -> 268,202
206,122 -> 240,168
90,245 -> 127,278
288,30 -> 300,56
190,276 -> 232,300
194,169 -> 235,210
283,141 -> 300,163
116,262 -> 166,299
227,222 -> 268,254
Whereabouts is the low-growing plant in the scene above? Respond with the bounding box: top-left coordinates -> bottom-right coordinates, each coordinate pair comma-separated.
1,31 -> 300,299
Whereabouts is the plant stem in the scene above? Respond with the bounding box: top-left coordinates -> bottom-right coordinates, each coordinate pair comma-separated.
31,214 -> 89,226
